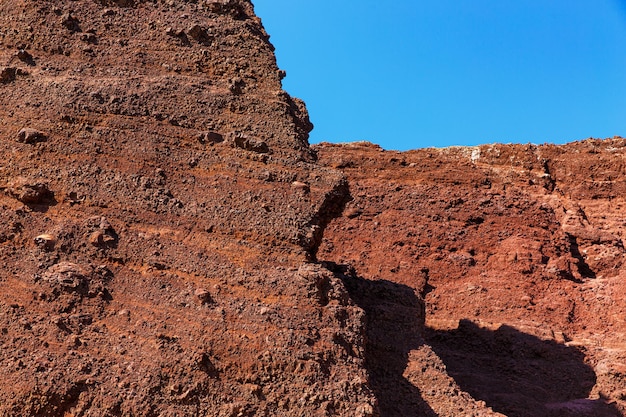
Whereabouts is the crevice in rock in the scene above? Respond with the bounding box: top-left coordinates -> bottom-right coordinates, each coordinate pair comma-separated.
304,176 -> 351,261
566,233 -> 597,279
541,158 -> 557,192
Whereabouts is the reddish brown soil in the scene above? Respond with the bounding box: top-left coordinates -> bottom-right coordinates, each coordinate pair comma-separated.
1,1 -> 625,416
0,1 -> 372,416
316,140 -> 626,417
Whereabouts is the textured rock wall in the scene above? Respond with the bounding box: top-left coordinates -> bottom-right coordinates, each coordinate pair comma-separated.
0,1 -> 376,416
3,0 -> 625,416
317,139 -> 626,417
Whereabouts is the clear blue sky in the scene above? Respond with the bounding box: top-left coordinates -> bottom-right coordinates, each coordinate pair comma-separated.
253,0 -> 626,151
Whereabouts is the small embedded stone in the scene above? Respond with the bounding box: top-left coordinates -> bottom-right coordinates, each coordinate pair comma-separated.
99,217 -> 113,231
87,216 -> 117,247
228,77 -> 244,94
16,49 -> 34,65
165,27 -> 185,37
44,262 -> 88,290
34,234 -> 56,251
94,265 -> 114,279
17,128 -> 47,144
66,191 -> 85,205
89,230 -> 105,246
89,230 -> 115,246
259,170 -> 274,182
9,182 -> 54,205
195,351 -> 217,375
291,181 -> 310,192
0,67 -> 16,84
194,288 -> 212,303
198,131 -> 224,144
187,24 -> 211,44
61,12 -> 81,32
67,334 -> 82,348
233,133 -> 269,154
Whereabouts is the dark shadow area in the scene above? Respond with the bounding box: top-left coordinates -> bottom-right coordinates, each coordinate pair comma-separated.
425,320 -> 621,417
308,180 -> 352,261
27,202 -> 57,213
566,233 -> 596,279
324,262 -> 437,417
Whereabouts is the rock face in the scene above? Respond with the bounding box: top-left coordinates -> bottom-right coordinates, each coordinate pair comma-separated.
0,1 -> 371,416
2,1 -> 626,416
316,140 -> 626,417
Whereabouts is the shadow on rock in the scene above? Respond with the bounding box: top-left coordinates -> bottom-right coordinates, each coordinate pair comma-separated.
566,233 -> 597,279
425,319 -> 622,417
325,262 -> 437,417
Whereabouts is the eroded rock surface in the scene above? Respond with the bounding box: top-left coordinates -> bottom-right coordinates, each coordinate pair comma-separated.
317,139 -> 626,417
0,1 -> 372,415
2,0 -> 625,416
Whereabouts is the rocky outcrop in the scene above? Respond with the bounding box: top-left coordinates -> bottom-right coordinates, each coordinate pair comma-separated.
0,1 -> 374,415
317,139 -> 626,416
3,0 -> 626,416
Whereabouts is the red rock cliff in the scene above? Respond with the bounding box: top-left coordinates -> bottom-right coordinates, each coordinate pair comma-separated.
0,1 -> 373,415
317,140 -> 626,417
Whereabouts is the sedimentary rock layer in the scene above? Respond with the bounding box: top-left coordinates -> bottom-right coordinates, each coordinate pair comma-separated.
317,139 -> 626,417
0,1 -> 373,415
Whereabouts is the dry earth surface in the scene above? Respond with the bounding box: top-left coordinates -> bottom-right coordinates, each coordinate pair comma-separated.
0,0 -> 625,416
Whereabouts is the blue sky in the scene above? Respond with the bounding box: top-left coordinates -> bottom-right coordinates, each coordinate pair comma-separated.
253,1 -> 626,151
